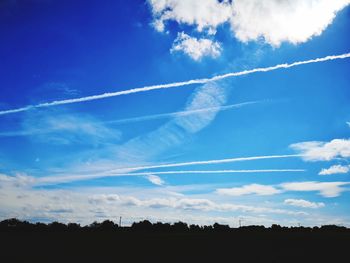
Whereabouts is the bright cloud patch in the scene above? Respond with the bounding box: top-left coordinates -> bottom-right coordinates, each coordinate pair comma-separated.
216,184 -> 282,196
281,181 -> 349,198
319,165 -> 350,175
284,198 -> 325,209
171,32 -> 222,61
148,0 -> 232,33
145,175 -> 165,186
148,0 -> 350,47
290,139 -> 350,161
231,0 -> 350,46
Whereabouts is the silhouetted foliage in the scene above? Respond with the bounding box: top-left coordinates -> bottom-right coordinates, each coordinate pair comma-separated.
1,218 -> 349,233
172,221 -> 188,232
213,223 -> 230,231
1,218 -> 350,262
131,220 -> 153,231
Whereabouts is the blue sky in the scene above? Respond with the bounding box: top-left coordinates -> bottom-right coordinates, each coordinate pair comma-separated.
0,0 -> 350,226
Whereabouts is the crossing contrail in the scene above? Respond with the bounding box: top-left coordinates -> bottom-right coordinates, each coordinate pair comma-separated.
106,154 -> 302,172
37,168 -> 305,184
35,154 -> 302,184
1,52 -> 349,116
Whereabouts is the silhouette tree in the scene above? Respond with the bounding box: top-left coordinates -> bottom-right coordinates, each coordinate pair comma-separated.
172,221 -> 188,232
131,220 -> 153,231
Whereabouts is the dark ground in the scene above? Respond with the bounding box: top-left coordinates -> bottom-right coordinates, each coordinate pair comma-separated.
1,219 -> 349,262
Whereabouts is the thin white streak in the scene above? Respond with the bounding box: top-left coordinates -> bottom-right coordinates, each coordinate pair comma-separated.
0,101 -> 260,137
111,154 -> 302,172
36,155 -> 301,184
1,53 -> 349,116
37,168 -> 304,184
126,169 -> 306,175
105,101 -> 260,125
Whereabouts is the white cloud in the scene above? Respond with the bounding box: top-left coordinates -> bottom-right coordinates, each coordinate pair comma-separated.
290,139 -> 350,161
284,198 -> 325,209
347,122 -> 350,127
145,175 -> 165,186
319,165 -> 350,175
148,0 -> 232,33
148,0 -> 350,47
281,181 -> 349,198
216,184 -> 282,196
230,0 -> 350,46
171,32 -> 222,61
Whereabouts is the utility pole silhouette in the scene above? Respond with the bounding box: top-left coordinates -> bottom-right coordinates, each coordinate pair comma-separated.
119,216 -> 122,227
239,219 -> 243,228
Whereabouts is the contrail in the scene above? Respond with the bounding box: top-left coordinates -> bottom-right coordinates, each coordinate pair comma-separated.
107,154 -> 302,173
0,101 -> 260,137
1,53 -> 349,116
105,101 -> 261,125
37,168 -> 305,184
35,154 -> 302,184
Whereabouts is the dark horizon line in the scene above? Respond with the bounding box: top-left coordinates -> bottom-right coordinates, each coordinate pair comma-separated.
1,218 -> 349,232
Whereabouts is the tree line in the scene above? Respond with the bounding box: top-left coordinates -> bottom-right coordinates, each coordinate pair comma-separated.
0,218 -> 348,233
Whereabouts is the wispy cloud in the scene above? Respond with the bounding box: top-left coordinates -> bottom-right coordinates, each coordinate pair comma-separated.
319,164 -> 350,175
284,199 -> 325,209
216,184 -> 282,196
145,175 -> 165,186
217,181 -> 350,198
281,181 -> 349,198
0,111 -> 121,145
1,53 -> 349,116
